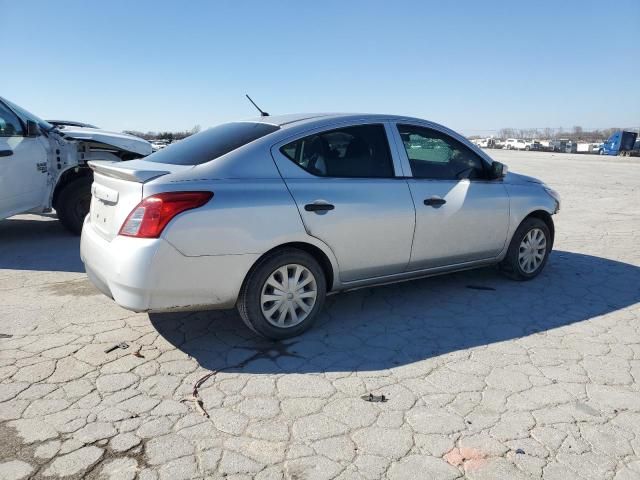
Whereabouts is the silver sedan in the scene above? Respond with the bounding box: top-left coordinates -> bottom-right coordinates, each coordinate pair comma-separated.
81,114 -> 560,339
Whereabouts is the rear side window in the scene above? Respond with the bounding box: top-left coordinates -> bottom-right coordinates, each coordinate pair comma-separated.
146,122 -> 279,165
280,124 -> 394,178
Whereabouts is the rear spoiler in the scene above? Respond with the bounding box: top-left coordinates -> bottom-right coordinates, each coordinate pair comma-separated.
88,161 -> 169,183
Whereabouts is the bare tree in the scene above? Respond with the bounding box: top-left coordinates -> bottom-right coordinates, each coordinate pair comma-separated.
122,126 -> 203,141
572,126 -> 583,139
471,126 -> 621,143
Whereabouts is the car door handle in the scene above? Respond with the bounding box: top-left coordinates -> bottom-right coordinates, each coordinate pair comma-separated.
424,197 -> 446,207
0,150 -> 13,157
304,202 -> 335,212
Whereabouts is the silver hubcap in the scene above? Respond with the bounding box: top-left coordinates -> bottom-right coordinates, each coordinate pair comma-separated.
260,264 -> 317,328
518,228 -> 547,274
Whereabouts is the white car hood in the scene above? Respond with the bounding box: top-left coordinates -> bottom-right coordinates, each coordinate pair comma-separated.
59,127 -> 152,156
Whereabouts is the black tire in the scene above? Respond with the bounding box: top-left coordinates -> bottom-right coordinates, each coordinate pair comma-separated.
525,146 -> 530,151
56,177 -> 92,235
237,248 -> 327,340
500,217 -> 552,281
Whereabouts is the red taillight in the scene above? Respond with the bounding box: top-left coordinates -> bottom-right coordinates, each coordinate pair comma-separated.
119,191 -> 213,238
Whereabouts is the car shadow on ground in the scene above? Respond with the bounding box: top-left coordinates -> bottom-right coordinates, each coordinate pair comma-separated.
149,250 -> 640,374
0,215 -> 84,273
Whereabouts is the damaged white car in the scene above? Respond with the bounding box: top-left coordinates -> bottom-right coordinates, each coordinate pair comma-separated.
0,97 -> 151,234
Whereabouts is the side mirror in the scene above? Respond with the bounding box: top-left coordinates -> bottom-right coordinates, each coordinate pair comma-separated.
26,120 -> 40,137
489,161 -> 508,179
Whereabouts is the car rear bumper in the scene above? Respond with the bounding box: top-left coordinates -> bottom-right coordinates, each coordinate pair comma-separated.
80,218 -> 259,312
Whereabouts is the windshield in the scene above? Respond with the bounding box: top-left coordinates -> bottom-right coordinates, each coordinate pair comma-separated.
145,122 -> 280,166
1,97 -> 54,131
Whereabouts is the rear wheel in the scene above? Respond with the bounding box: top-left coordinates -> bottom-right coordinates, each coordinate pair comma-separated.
56,177 -> 92,235
500,217 -> 551,280
237,248 -> 327,339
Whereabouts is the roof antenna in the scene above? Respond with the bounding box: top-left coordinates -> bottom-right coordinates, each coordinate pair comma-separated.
245,94 -> 270,117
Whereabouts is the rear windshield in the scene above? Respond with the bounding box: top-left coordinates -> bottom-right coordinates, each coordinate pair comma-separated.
145,122 -> 279,166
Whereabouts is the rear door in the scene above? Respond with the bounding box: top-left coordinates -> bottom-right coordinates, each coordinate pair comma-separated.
392,123 -> 510,270
0,101 -> 49,218
271,122 -> 415,282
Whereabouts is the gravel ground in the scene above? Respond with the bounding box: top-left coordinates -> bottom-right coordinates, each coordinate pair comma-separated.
0,150 -> 639,479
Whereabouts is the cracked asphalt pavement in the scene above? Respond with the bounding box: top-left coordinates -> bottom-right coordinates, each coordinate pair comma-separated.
1,151 -> 639,479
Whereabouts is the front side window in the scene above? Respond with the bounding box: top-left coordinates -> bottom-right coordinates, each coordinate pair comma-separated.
1,98 -> 53,132
280,124 -> 394,178
397,124 -> 486,180
0,102 -> 24,136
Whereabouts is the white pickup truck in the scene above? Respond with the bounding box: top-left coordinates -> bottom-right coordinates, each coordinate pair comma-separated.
504,138 -> 527,150
0,97 -> 151,234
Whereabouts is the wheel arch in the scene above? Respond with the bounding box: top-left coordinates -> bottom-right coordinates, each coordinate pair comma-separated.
523,210 -> 555,248
242,241 -> 337,295
51,167 -> 93,210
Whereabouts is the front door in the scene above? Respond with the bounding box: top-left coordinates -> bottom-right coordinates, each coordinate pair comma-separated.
0,102 -> 49,218
394,123 -> 510,270
272,123 -> 415,282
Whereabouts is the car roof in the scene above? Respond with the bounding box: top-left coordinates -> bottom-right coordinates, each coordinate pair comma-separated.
242,112 -> 436,129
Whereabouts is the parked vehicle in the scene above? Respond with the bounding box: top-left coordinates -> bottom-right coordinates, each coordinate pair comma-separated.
524,140 -> 542,151
475,138 -> 503,149
488,138 -> 504,149
471,138 -> 492,148
504,138 -> 527,150
150,139 -> 170,151
550,139 -> 564,152
621,139 -> 640,157
81,113 -> 560,339
577,142 -> 602,154
550,139 -> 576,153
538,140 -> 553,151
599,130 -> 638,156
0,97 -> 151,233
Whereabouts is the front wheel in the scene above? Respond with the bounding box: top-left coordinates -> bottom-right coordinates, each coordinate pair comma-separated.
56,177 -> 92,235
500,217 -> 552,280
237,248 -> 327,339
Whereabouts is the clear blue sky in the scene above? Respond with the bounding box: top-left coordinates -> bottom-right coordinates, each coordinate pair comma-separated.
3,0 -> 639,135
